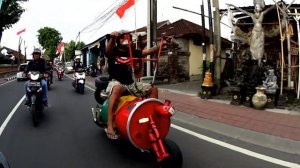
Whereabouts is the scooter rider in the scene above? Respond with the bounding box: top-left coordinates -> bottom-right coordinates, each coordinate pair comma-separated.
24,48 -> 48,106
73,56 -> 83,71
72,56 -> 84,86
104,31 -> 168,140
46,60 -> 54,84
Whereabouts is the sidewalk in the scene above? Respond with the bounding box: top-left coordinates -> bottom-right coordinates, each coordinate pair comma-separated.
157,81 -> 300,140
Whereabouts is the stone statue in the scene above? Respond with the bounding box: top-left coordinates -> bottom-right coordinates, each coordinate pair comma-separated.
226,1 -> 275,66
263,69 -> 278,93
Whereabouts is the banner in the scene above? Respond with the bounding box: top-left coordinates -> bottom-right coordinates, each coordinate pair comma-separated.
56,42 -> 64,55
17,28 -> 26,35
116,0 -> 135,18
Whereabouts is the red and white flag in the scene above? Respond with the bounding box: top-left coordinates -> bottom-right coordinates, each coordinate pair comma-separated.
17,28 -> 26,35
116,0 -> 135,18
56,42 -> 64,55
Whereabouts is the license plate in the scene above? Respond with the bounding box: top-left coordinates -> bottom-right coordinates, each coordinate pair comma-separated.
78,80 -> 84,84
29,82 -> 40,87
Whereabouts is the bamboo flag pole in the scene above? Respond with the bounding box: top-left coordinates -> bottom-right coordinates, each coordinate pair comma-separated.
133,0 -> 138,49
291,10 -> 300,99
275,2 -> 284,95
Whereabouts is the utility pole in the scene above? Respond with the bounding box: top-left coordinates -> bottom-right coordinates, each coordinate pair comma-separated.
201,0 -> 206,81
147,0 -> 157,77
213,0 -> 221,92
207,0 -> 214,80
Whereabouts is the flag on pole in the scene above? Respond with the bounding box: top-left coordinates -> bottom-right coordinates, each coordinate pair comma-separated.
17,28 -> 26,35
56,42 -> 64,55
116,0 -> 135,18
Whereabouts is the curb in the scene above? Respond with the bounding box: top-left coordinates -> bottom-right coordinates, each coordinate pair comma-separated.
5,76 -> 16,81
173,111 -> 300,156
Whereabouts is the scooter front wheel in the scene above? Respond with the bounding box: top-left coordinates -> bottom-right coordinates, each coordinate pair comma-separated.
31,104 -> 39,127
155,139 -> 182,168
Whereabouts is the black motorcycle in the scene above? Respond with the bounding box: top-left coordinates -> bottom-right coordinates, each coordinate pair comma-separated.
86,64 -> 97,77
25,71 -> 46,127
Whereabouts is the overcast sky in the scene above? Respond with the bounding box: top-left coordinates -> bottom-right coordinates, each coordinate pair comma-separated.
1,0 -> 298,57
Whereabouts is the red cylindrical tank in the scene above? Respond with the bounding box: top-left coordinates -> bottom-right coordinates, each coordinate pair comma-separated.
114,97 -> 172,150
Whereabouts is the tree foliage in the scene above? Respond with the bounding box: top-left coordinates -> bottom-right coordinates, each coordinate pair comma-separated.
0,0 -> 28,42
37,27 -> 62,60
64,40 -> 85,61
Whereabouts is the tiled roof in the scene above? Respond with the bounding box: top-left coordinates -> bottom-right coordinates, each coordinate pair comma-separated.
157,19 -> 209,38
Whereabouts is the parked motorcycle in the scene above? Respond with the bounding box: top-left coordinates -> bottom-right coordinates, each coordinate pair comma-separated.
72,68 -> 85,94
92,76 -> 182,167
56,66 -> 64,81
86,64 -> 97,77
25,71 -> 46,127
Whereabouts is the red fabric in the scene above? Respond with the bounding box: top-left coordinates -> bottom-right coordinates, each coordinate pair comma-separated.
116,0 -> 135,18
56,42 -> 64,55
16,28 -> 26,35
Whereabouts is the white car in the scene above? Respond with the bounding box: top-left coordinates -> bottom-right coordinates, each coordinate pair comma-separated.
64,62 -> 74,74
16,63 -> 28,81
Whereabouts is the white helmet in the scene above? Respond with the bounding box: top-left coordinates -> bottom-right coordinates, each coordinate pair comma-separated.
75,56 -> 80,60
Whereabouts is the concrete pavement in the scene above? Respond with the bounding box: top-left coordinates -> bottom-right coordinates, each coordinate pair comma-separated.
2,74 -> 300,155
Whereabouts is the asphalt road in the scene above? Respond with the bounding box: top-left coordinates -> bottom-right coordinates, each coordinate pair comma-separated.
0,75 -> 299,168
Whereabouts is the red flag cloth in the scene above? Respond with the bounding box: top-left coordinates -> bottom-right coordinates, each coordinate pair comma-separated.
16,28 -> 26,35
116,0 -> 135,18
56,42 -> 64,55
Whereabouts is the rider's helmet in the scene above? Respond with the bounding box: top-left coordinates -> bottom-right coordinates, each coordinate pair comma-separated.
32,48 -> 41,55
75,56 -> 80,60
116,30 -> 132,50
32,48 -> 41,60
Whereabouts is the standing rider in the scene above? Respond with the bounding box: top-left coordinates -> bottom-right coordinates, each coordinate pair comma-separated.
24,48 -> 48,106
104,31 -> 168,139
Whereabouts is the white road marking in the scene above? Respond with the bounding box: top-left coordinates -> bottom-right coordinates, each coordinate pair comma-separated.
0,95 -> 25,136
171,124 -> 300,168
0,79 -> 16,87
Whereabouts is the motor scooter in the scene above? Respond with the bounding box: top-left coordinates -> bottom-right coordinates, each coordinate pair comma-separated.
72,68 -> 85,94
56,66 -> 64,81
24,71 -> 46,127
91,34 -> 182,167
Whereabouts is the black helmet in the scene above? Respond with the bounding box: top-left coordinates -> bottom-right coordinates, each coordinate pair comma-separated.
32,48 -> 41,55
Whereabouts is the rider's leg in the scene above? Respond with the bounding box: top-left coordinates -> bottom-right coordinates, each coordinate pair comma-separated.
107,84 -> 122,139
41,79 -> 48,103
24,81 -> 30,104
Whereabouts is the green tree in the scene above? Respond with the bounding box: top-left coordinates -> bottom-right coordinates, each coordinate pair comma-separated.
0,0 -> 28,43
64,40 -> 85,61
37,27 -> 62,60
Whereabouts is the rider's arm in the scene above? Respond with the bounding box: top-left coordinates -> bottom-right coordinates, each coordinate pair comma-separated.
24,61 -> 32,73
106,35 -> 116,56
141,46 -> 159,56
141,39 -> 168,56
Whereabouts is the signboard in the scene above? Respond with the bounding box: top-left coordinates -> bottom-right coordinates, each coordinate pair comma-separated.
75,50 -> 82,56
